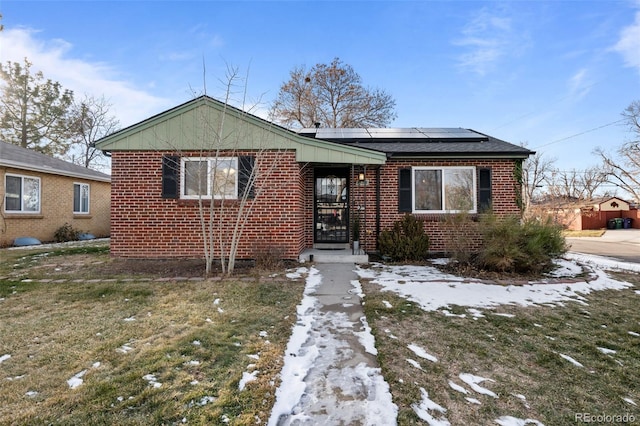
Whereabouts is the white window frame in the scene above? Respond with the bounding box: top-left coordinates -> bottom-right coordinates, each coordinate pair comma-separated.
180,157 -> 239,200
4,173 -> 41,214
73,182 -> 90,214
412,166 -> 477,214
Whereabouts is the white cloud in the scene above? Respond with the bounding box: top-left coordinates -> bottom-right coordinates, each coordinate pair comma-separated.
568,68 -> 594,100
0,27 -> 170,127
613,7 -> 640,74
453,7 -> 528,76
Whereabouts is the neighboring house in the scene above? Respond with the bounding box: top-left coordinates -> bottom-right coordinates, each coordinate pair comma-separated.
536,196 -> 639,230
95,96 -> 533,260
0,141 -> 111,246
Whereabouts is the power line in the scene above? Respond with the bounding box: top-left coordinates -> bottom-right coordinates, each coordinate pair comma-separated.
533,119 -> 626,149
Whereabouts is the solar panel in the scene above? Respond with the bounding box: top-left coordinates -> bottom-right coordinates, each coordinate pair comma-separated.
313,127 -> 487,141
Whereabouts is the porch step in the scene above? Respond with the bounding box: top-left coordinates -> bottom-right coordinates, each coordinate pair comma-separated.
299,248 -> 368,264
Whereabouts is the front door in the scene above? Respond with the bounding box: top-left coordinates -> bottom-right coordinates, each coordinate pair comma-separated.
314,168 -> 349,243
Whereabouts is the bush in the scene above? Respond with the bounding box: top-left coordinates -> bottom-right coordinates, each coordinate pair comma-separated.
477,214 -> 567,273
53,223 -> 81,243
378,214 -> 430,261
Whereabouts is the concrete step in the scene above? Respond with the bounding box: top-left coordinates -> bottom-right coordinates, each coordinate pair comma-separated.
299,248 -> 368,264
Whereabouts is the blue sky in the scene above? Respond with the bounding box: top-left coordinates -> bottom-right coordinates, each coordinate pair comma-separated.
1,0 -> 639,172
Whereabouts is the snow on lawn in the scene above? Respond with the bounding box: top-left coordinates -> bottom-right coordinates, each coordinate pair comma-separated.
408,343 -> 438,362
558,353 -> 584,367
67,370 -> 87,389
411,387 -> 450,426
0,354 -> 11,364
459,374 -> 498,398
355,254 -> 637,313
495,416 -> 544,426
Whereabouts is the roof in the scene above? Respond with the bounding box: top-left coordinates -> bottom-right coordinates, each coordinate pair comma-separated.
95,95 -> 532,163
95,96 -> 387,165
297,127 -> 534,159
0,141 -> 111,182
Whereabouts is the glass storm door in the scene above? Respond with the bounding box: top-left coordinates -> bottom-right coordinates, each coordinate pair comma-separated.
315,170 -> 349,243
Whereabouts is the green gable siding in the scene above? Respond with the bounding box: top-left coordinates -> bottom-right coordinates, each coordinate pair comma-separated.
96,96 -> 386,165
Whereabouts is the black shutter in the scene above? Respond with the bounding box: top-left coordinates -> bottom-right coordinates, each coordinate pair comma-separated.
238,155 -> 255,199
478,168 -> 492,212
162,155 -> 180,199
398,168 -> 412,212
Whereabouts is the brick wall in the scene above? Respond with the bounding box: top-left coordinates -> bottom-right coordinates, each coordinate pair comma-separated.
351,159 -> 523,253
109,150 -> 304,259
1,167 -> 111,246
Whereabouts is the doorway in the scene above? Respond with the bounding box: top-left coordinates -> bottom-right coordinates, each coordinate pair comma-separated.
314,168 -> 349,244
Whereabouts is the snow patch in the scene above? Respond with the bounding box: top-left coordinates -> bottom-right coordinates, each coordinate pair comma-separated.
495,416 -> 544,426
406,359 -> 423,370
355,258 -> 634,313
67,370 -> 87,389
238,370 -> 259,391
408,343 -> 437,362
448,380 -> 468,394
411,387 -> 450,426
558,353 -> 584,367
143,374 -> 162,388
459,373 -> 497,398
597,347 -> 617,355
0,354 -> 11,364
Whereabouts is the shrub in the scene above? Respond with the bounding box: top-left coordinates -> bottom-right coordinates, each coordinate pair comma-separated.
53,223 -> 81,243
476,214 -> 567,273
378,214 -> 430,261
253,244 -> 285,270
444,211 -> 476,265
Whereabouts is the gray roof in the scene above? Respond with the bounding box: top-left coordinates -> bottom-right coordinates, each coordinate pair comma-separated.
297,127 -> 533,159
0,141 -> 111,182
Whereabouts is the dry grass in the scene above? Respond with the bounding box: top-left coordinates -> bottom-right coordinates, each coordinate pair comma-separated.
362,272 -> 640,425
0,244 -> 305,425
563,229 -> 607,237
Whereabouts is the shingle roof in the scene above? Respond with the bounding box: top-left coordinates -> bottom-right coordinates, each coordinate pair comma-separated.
0,141 -> 111,182
297,127 -> 533,158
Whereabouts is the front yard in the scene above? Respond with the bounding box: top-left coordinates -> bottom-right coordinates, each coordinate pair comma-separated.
0,244 -> 304,425
358,261 -> 640,425
1,243 -> 639,425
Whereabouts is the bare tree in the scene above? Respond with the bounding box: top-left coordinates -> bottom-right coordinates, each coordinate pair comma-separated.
522,150 -> 555,211
595,100 -> 640,202
66,95 -> 119,170
169,65 -> 290,276
269,57 -> 397,128
545,166 -> 607,200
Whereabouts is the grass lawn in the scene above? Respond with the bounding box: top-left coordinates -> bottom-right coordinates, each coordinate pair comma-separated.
362,271 -> 640,425
0,244 -> 305,425
563,229 -> 607,237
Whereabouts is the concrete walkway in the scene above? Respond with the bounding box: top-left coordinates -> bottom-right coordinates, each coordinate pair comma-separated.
271,263 -> 397,425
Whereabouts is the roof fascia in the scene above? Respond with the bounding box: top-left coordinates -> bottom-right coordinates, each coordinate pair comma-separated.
1,160 -> 111,182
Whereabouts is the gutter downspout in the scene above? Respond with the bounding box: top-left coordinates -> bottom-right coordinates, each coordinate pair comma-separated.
375,166 -> 381,251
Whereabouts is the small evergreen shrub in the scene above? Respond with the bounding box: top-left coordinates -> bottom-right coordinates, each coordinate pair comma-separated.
53,223 -> 81,243
378,214 -> 430,261
477,214 -> 567,273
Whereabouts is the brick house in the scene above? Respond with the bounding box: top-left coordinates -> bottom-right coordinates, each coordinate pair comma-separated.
95,96 -> 533,261
1,141 -> 111,246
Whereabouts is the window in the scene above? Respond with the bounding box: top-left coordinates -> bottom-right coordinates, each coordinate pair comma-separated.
4,174 -> 40,213
180,157 -> 238,199
412,167 -> 476,213
74,183 -> 90,214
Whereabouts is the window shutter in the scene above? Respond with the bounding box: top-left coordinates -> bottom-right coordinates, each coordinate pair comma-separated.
238,155 -> 255,199
398,168 -> 412,212
162,155 -> 180,199
478,168 -> 492,212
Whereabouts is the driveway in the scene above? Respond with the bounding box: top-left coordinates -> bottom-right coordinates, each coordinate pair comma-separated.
566,229 -> 640,263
